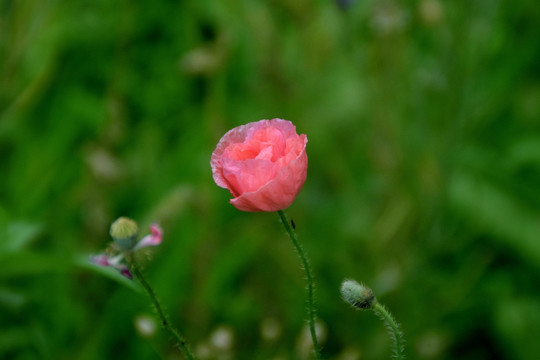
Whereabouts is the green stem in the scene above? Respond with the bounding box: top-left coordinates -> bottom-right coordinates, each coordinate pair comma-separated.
277,210 -> 322,359
127,256 -> 196,360
373,302 -> 404,360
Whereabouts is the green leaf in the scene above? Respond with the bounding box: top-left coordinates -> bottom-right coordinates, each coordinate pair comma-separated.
75,255 -> 143,294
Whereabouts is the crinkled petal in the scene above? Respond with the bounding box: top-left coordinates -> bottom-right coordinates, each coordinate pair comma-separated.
211,119 -> 297,189
230,147 -> 308,212
211,123 -> 252,189
222,158 -> 278,195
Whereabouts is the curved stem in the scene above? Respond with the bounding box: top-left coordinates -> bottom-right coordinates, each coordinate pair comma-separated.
277,210 -> 322,359
127,256 -> 196,360
373,302 -> 404,360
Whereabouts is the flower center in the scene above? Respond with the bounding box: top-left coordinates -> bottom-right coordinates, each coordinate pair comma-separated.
225,127 -> 285,162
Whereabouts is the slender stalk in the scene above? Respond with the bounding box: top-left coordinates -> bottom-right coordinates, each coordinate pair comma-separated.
127,256 -> 196,360
277,210 -> 322,359
373,302 -> 405,360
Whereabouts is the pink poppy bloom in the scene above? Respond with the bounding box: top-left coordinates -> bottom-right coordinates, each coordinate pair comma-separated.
211,119 -> 308,212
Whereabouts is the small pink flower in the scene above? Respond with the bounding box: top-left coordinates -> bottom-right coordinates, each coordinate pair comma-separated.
90,254 -> 133,279
134,224 -> 163,250
91,254 -> 111,267
90,223 -> 163,280
211,119 -> 308,212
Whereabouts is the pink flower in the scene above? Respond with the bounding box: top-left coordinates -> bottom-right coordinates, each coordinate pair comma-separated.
90,223 -> 163,280
134,224 -> 163,250
89,254 -> 133,279
211,119 -> 308,212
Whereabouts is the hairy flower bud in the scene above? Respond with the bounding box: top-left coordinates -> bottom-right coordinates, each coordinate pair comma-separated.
340,279 -> 376,310
110,217 -> 139,251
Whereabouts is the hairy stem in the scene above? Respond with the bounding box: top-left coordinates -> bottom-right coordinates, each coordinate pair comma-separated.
373,302 -> 405,360
127,256 -> 196,360
277,210 -> 322,359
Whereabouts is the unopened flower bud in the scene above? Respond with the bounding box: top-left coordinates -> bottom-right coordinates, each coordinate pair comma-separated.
341,279 -> 376,310
110,217 -> 139,251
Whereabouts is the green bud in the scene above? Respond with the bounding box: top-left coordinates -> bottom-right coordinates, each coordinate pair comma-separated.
340,279 -> 376,310
110,217 -> 139,251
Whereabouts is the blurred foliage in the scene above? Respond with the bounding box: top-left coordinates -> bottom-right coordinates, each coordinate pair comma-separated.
1,0 -> 540,359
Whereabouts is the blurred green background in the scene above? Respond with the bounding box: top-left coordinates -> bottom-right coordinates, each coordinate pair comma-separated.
1,0 -> 540,359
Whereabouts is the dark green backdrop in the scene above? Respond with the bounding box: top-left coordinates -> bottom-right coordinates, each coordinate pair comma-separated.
1,1 -> 540,359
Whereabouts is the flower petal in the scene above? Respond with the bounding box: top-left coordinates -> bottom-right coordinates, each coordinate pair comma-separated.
89,254 -> 110,266
134,223 -> 163,250
118,266 -> 133,280
230,145 -> 308,212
